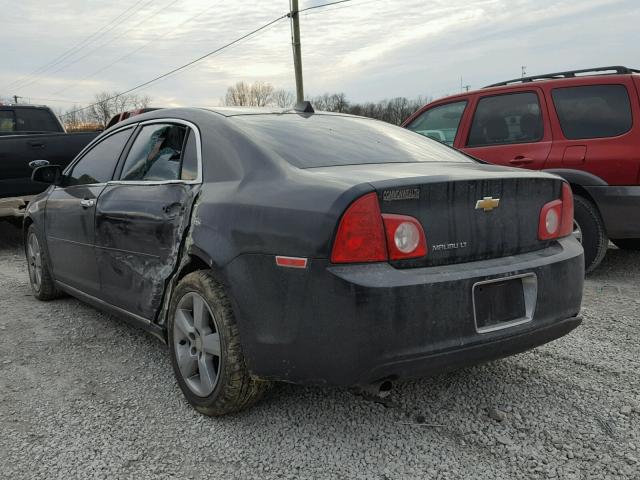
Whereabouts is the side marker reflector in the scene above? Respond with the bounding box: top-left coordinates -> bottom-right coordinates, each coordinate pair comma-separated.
275,256 -> 308,269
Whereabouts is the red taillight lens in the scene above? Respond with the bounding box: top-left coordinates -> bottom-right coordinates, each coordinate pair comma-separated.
538,182 -> 574,240
330,193 -> 388,263
382,213 -> 428,260
559,182 -> 574,237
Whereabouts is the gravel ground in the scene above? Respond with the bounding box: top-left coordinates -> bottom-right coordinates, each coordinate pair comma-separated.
0,220 -> 638,480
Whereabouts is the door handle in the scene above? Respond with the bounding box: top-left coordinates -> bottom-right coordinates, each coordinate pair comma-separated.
80,199 -> 95,208
509,156 -> 534,165
28,141 -> 45,148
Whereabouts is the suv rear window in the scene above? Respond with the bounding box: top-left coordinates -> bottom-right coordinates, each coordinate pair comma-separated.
231,114 -> 471,168
551,85 -> 632,139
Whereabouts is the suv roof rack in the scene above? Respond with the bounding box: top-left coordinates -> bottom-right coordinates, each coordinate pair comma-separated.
484,66 -> 640,88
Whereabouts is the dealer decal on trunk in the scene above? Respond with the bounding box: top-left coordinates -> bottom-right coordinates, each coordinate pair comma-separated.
382,188 -> 421,201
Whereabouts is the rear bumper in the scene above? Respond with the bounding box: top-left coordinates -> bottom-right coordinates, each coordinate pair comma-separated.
585,185 -> 640,239
225,237 -> 584,386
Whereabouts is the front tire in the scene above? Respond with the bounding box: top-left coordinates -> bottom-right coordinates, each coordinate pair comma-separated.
26,225 -> 60,300
611,239 -> 640,251
573,195 -> 608,274
167,270 -> 270,416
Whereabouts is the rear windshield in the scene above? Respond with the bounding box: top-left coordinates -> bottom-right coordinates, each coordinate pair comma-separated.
0,108 -> 62,134
230,114 -> 472,168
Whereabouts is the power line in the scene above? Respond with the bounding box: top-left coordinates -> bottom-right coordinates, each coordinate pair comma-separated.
42,0 -> 178,82
298,0 -> 353,13
53,1 -> 219,96
60,13 -> 290,118
3,0 -> 153,91
22,96 -> 90,104
16,0 -> 168,93
56,0 -> 352,118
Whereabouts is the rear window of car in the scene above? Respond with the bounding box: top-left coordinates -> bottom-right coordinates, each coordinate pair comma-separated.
1,109 -> 63,134
230,114 -> 472,168
551,85 -> 632,139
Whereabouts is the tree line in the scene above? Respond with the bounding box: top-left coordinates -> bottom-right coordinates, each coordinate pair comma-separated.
223,81 -> 432,125
4,80 -> 432,132
55,92 -> 151,131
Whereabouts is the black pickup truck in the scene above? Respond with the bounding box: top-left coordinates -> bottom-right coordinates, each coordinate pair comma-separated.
0,105 -> 99,217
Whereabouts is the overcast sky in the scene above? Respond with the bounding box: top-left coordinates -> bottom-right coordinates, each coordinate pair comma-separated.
1,0 -> 638,111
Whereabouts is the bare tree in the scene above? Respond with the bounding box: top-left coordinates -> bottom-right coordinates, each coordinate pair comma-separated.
223,81 -> 431,124
272,89 -> 295,108
224,81 -> 251,106
225,81 -> 276,107
89,92 -> 114,128
249,81 -> 274,107
86,91 -> 153,128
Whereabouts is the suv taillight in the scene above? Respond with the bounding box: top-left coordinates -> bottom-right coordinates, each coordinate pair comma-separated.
331,193 -> 427,263
538,183 -> 574,240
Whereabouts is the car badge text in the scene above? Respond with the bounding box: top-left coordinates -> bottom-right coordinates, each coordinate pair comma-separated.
383,188 -> 421,201
432,241 -> 469,251
475,196 -> 500,212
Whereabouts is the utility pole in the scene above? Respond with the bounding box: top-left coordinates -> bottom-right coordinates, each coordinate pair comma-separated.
290,0 -> 304,104
13,95 -> 21,104
521,65 -> 527,78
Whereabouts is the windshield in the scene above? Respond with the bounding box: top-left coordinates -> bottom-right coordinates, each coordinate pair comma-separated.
230,113 -> 473,168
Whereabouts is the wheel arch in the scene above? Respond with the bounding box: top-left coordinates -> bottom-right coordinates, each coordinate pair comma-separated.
544,168 -> 605,211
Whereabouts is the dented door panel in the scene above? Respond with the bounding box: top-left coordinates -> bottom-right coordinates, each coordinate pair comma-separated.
94,182 -> 198,320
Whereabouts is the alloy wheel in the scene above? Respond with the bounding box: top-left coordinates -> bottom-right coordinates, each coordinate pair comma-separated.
173,292 -> 222,397
27,233 -> 43,292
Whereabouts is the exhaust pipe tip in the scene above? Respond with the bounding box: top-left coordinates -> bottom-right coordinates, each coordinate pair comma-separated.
353,379 -> 395,399
378,380 -> 394,398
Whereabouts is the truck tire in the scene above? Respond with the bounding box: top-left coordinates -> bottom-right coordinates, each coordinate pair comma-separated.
167,270 -> 270,416
26,224 -> 60,300
573,195 -> 608,274
611,239 -> 640,251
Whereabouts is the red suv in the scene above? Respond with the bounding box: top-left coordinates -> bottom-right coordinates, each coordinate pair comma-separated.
403,66 -> 640,272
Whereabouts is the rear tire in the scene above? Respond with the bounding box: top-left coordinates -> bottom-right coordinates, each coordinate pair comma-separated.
573,195 -> 607,274
26,225 -> 60,301
167,270 -> 270,416
611,239 -> 640,251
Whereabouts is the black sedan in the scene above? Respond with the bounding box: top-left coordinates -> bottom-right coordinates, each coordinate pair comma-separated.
24,106 -> 584,416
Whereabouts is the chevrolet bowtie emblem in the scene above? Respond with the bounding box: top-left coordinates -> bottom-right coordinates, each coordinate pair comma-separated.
475,196 -> 500,212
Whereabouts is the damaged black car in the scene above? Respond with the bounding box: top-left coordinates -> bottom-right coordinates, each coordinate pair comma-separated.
24,106 -> 584,416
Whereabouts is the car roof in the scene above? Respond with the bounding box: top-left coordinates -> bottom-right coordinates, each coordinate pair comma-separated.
426,66 -> 639,106
199,106 -> 354,117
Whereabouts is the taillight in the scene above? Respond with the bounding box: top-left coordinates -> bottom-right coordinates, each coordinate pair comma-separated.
381,214 -> 428,260
331,193 -> 428,263
330,193 -> 388,263
538,182 -> 574,240
559,182 -> 574,237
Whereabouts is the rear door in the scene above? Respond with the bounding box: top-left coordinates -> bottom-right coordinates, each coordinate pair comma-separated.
460,88 -> 552,170
95,120 -> 201,320
543,79 -> 640,185
45,127 -> 133,296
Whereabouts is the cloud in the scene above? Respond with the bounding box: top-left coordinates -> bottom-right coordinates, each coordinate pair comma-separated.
0,0 -> 638,110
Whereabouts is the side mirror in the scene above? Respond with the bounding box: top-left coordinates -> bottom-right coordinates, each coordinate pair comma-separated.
28,159 -> 50,169
32,165 -> 62,185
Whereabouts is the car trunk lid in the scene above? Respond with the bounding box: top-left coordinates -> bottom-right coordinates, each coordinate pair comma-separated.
307,162 -> 563,267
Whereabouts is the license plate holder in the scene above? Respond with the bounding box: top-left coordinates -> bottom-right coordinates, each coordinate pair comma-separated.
473,274 -> 537,333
